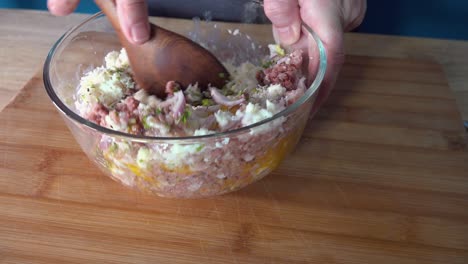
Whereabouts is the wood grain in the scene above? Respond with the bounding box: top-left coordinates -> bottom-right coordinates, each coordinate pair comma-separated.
0,54 -> 467,263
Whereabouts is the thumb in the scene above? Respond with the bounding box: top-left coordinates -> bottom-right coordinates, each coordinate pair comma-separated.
116,0 -> 150,44
264,0 -> 301,46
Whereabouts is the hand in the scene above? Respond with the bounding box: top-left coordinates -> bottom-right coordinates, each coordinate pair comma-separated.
264,0 -> 367,115
47,0 -> 150,44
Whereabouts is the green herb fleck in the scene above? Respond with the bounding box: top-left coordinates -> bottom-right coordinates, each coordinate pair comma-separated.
262,60 -> 273,69
109,143 -> 118,153
155,108 -> 162,115
142,116 -> 151,130
180,109 -> 191,123
196,144 -> 205,152
202,99 -> 214,106
218,72 -> 225,79
225,89 -> 236,96
173,82 -> 182,92
109,68 -> 124,75
274,44 -> 285,56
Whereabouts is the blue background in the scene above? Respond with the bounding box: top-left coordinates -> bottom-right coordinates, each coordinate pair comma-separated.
2,0 -> 467,40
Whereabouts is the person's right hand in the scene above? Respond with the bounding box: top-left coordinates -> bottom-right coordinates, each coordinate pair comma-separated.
47,0 -> 150,44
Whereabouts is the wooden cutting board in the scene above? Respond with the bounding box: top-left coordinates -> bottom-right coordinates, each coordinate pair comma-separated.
1,55 -> 468,264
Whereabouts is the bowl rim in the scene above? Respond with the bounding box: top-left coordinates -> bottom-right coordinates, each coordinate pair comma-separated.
43,12 -> 327,142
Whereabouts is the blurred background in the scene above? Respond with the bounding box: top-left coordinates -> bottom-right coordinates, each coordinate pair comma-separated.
1,0 -> 467,40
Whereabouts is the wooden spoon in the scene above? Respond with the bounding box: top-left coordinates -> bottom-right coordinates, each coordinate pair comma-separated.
94,0 -> 229,98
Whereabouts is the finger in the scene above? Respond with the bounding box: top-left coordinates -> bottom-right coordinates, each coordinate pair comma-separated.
264,0 -> 301,46
343,0 -> 367,32
298,0 -> 345,116
47,0 -> 80,16
116,0 -> 150,44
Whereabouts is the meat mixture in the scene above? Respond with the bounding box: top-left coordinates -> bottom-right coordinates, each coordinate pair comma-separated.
75,44 -> 309,197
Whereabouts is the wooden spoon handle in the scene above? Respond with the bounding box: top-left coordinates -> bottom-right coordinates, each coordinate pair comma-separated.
94,0 -> 128,44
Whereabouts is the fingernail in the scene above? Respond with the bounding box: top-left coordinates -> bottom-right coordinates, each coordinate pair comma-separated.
130,22 -> 149,44
274,25 -> 299,46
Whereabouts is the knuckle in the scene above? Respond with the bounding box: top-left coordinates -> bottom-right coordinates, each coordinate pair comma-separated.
264,0 -> 291,18
48,0 -> 79,15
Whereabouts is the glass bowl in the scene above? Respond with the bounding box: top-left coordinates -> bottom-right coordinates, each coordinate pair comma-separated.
43,11 -> 326,198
